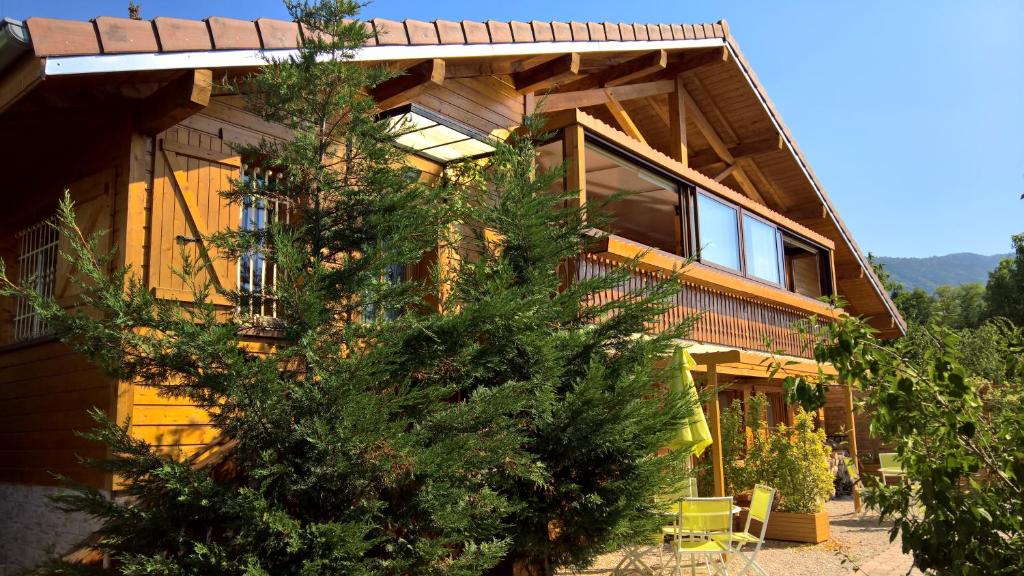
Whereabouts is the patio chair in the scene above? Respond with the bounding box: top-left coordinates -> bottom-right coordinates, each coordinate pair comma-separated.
670,497 -> 733,576
612,480 -> 697,575
878,452 -> 904,484
711,484 -> 775,576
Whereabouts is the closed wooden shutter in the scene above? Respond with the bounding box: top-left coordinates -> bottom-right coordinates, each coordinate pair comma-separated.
148,126 -> 240,304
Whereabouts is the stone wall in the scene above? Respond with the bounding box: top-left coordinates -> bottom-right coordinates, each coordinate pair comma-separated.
0,483 -> 101,575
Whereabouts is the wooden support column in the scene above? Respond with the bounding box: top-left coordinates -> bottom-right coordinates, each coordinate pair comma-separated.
563,124 -> 587,219
668,75 -> 687,166
707,364 -> 726,497
845,380 -> 863,513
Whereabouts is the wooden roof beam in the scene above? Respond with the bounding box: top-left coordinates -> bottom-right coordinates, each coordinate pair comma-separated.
787,205 -> 828,222
371,58 -> 445,110
689,134 -> 784,168
513,53 -> 581,94
538,79 -> 675,113
660,47 -> 730,79
136,68 -> 213,135
604,90 -> 647,145
562,50 -> 669,92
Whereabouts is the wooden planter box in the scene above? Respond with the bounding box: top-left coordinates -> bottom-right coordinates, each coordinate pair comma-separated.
737,509 -> 830,544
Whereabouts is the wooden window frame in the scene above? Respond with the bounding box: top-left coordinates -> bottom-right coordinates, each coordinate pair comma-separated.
578,130 -> 831,296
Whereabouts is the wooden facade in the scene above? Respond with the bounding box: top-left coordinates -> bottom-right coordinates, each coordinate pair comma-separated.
0,15 -> 902,499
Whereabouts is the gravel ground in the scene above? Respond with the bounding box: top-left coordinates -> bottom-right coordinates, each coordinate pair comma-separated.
558,497 -> 908,575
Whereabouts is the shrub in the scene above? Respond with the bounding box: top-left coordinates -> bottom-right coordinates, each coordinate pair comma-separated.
745,407 -> 834,514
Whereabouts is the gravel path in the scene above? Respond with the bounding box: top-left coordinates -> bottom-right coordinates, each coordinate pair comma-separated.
558,497 -> 919,575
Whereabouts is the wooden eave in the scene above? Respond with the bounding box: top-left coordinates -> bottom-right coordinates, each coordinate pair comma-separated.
689,348 -> 837,379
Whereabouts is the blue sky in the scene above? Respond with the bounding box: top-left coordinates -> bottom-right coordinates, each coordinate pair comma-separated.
4,1 -> 1023,258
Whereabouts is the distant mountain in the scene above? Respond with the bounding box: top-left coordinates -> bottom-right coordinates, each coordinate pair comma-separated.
875,253 -> 1011,293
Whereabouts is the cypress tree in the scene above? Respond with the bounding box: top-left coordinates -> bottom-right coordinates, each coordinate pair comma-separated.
2,2 -> 696,574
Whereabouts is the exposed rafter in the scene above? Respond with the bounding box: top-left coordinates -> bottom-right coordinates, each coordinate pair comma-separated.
513,53 -> 581,94
371,58 -> 445,110
562,50 -> 669,93
136,68 -> 212,135
538,79 -> 674,113
604,89 -> 646,144
688,135 -> 783,168
713,164 -> 736,182
786,205 -> 828,222
657,47 -> 730,80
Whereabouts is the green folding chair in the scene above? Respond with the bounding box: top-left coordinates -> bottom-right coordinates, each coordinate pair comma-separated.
878,452 -> 904,484
670,497 -> 733,576
712,484 -> 775,576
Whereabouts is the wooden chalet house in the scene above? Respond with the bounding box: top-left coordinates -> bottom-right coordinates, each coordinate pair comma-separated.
0,13 -> 904,570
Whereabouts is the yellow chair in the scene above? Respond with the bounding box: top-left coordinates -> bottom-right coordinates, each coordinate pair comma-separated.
670,497 -> 733,576
878,452 -> 904,484
712,484 -> 775,576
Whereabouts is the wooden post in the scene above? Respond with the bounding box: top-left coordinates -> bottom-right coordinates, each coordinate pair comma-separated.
563,124 -> 587,219
668,75 -> 687,167
845,380 -> 862,513
707,364 -> 726,497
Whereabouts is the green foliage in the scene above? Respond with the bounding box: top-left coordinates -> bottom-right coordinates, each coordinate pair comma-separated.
719,400 -> 747,496
874,252 -> 1008,294
721,395 -> 833,514
985,233 -> 1024,325
807,313 -> 1024,574
0,2 -> 697,575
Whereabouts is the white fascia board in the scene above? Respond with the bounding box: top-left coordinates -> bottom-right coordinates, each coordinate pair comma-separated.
43,37 -> 725,77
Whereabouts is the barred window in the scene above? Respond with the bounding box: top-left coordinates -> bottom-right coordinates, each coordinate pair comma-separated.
14,218 -> 59,341
238,166 -> 288,319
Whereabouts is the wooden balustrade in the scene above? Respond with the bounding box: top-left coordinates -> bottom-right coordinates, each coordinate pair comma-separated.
575,252 -> 818,358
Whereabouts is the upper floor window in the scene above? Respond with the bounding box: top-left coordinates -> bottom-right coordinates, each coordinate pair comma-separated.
14,218 -> 59,342
696,193 -> 741,271
743,214 -> 782,284
238,166 -> 287,320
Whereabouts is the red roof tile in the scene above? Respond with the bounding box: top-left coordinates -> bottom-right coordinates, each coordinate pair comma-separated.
94,16 -> 158,54
16,15 -> 728,58
206,17 -> 261,50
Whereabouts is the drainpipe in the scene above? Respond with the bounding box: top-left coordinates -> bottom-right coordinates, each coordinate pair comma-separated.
0,18 -> 30,73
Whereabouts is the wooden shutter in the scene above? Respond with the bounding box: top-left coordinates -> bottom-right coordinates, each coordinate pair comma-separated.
148,126 -> 240,304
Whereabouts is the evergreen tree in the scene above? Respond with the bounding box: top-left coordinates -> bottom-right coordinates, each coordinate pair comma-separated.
2,2 -> 695,574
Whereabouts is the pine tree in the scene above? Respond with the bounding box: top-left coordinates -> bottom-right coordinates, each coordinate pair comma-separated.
2,2 -> 697,574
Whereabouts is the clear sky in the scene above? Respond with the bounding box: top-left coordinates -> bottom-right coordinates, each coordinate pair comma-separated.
4,0 -> 1023,258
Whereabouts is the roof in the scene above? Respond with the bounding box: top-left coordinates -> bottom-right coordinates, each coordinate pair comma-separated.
20,16 -> 726,57
0,14 -> 905,337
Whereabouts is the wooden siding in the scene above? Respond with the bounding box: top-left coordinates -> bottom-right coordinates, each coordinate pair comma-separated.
0,341 -> 113,486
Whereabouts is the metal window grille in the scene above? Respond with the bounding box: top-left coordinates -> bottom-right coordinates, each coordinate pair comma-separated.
13,218 -> 59,341
238,165 -> 288,319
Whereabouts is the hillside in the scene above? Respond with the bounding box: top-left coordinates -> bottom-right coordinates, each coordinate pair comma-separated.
875,253 -> 1010,293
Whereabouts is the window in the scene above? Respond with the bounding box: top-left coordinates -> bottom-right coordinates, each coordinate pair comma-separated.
584,143 -> 682,255
696,193 -> 740,271
743,214 -> 782,284
238,166 -> 287,319
13,218 -> 59,342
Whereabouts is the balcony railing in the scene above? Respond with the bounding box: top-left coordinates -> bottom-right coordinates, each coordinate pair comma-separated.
578,235 -> 837,358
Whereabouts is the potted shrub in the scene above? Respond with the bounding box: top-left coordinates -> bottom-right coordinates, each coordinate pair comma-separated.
735,398 -> 835,543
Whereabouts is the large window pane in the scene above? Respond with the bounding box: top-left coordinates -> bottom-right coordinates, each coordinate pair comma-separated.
697,193 -> 740,270
743,215 -> 781,283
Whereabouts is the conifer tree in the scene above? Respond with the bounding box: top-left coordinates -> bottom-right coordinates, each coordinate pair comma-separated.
2,2 -> 697,575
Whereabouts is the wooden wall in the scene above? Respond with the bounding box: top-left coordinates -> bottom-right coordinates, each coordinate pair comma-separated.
0,165 -> 122,488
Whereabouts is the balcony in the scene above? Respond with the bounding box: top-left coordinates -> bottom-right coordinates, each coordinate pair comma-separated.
537,109 -> 841,359
579,234 -> 838,358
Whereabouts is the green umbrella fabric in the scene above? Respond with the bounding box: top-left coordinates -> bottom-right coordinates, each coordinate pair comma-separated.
666,347 -> 712,457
